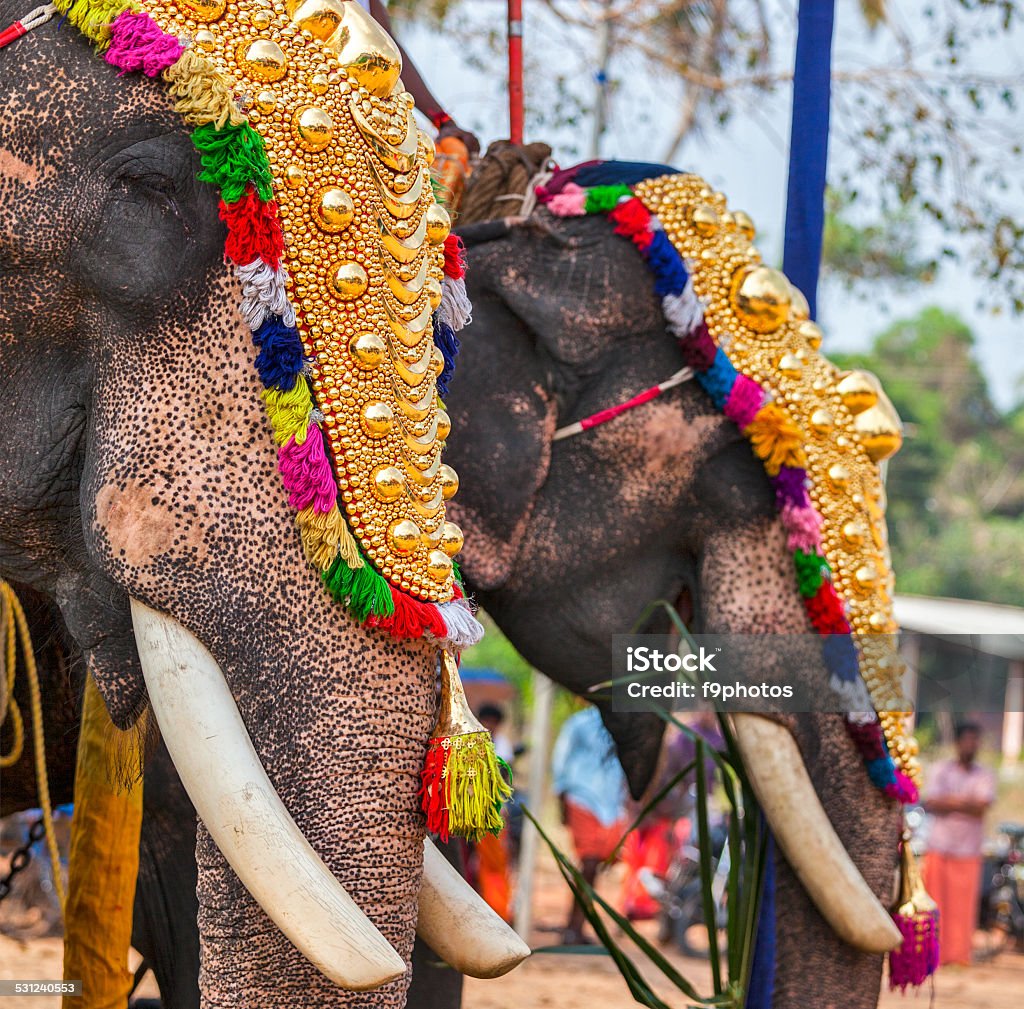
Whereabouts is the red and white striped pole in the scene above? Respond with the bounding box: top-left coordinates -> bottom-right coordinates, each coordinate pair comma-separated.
507,0 -> 524,144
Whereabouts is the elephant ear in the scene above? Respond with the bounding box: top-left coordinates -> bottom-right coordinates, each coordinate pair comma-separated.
443,285 -> 557,592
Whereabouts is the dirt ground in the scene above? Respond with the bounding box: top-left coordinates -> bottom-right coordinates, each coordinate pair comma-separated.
1,845 -> 1021,1008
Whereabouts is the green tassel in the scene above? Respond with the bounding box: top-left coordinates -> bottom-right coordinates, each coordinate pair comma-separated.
585,184 -> 633,214
321,552 -> 394,621
794,548 -> 831,598
191,122 -> 274,204
451,558 -> 463,587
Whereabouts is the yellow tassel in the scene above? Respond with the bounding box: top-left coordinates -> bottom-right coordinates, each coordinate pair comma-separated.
53,0 -> 134,49
744,402 -> 808,476
295,505 -> 363,571
421,653 -> 513,842
262,382 -> 312,445
163,50 -> 247,129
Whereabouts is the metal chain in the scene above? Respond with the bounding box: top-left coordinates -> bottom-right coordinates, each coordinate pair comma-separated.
0,816 -> 45,901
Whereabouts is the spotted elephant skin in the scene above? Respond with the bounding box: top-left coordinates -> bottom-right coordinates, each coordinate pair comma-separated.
0,12 -> 440,1009
443,212 -> 904,1009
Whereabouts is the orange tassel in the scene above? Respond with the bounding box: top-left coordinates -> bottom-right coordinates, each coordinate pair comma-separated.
744,403 -> 807,476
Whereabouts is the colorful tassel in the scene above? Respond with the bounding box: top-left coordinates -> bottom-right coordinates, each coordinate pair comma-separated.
105,11 -> 183,77
547,182 -> 588,217
744,402 -> 808,476
420,653 -> 512,842
191,121 -> 273,203
221,187 -> 285,269
889,832 -> 939,990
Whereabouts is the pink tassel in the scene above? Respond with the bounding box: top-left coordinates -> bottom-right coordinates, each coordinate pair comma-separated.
278,431 -> 336,513
723,373 -> 765,429
890,908 -> 939,990
547,183 -> 588,217
105,11 -> 184,77
884,770 -> 920,805
781,502 -> 824,552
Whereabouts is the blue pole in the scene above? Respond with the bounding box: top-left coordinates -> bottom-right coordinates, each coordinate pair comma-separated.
782,0 -> 836,320
748,6 -> 836,1006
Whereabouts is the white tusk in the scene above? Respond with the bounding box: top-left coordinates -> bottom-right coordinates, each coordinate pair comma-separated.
731,713 -> 902,954
129,599 -> 406,991
417,838 -> 530,978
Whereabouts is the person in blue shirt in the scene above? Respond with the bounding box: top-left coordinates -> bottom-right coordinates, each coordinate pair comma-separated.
552,704 -> 628,944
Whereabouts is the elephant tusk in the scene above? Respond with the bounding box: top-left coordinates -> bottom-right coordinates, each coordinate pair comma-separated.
417,839 -> 531,977
731,713 -> 902,955
129,599 -> 406,991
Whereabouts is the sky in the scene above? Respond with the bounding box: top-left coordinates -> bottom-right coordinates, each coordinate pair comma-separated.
393,0 -> 1023,410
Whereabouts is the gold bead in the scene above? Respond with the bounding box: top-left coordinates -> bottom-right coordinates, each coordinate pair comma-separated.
828,463 -> 851,488
809,408 -> 834,433
255,89 -> 277,113
289,0 -> 345,40
854,404 -> 903,462
193,28 -> 216,50
294,105 -> 334,152
427,549 -> 453,582
361,400 -> 394,438
348,331 -> 386,369
425,276 -> 443,311
250,8 -> 272,28
329,261 -> 368,300
440,521 -> 464,558
180,0 -> 226,21
390,518 -> 421,555
732,210 -> 756,240
730,266 -> 792,334
429,345 -> 445,377
328,0 -> 403,96
691,204 -> 720,237
419,130 -> 435,165
435,410 -> 451,441
239,39 -> 288,82
309,72 -> 330,95
788,283 -> 810,321
855,563 -> 879,589
284,164 -> 307,188
392,173 -> 413,194
313,186 -> 355,232
438,464 -> 459,500
425,203 -> 451,245
842,521 -> 867,546
835,370 -> 879,415
372,466 -> 405,501
777,353 -> 803,376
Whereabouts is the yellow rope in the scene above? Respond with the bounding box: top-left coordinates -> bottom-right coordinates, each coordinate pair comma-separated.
1,588 -> 25,767
0,580 -> 66,913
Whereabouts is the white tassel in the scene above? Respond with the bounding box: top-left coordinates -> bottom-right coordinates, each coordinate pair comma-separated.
237,260 -> 296,330
661,278 -> 705,340
439,276 -> 473,332
432,599 -> 485,650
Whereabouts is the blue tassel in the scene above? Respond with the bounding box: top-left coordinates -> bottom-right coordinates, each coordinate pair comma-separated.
644,230 -> 690,297
253,315 -> 306,391
866,756 -> 897,788
574,161 -> 681,188
433,316 -> 460,397
822,634 -> 860,683
695,348 -> 739,410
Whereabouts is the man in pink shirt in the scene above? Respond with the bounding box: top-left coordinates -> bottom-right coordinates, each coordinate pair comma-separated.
922,722 -> 997,965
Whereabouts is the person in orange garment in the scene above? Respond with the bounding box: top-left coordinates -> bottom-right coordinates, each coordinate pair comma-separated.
922,721 -> 996,966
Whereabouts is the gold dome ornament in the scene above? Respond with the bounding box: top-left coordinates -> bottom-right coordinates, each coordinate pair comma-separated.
440,521 -> 464,558
389,519 -> 421,555
730,266 -> 792,334
425,204 -> 452,246
314,187 -> 355,233
329,261 -> 368,300
836,370 -> 879,415
348,331 -> 386,370
238,39 -> 288,82
854,401 -> 904,462
294,106 -> 335,152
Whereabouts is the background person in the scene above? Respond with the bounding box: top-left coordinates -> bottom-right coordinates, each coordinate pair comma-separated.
922,721 -> 996,966
552,705 -> 628,945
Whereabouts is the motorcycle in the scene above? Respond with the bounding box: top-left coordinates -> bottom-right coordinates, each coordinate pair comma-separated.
980,821 -> 1024,949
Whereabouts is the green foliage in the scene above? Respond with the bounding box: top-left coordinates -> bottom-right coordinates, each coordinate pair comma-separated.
832,307 -> 1024,603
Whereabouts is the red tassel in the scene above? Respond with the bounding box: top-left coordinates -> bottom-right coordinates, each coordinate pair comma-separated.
804,582 -> 852,635
219,186 -> 285,269
443,233 -> 466,279
372,585 -> 449,640
420,740 -> 451,841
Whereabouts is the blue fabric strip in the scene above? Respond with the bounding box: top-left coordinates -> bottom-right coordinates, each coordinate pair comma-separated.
747,829 -> 776,1009
782,0 -> 836,320
574,161 -> 681,188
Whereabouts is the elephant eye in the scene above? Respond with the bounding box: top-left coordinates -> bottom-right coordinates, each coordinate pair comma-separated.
115,165 -> 183,220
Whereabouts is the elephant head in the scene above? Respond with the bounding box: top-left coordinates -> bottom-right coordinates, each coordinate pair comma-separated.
444,205 -> 911,1006
0,4 -> 526,1005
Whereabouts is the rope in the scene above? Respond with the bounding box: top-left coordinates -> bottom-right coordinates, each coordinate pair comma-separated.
0,3 -> 57,49
0,580 -> 66,914
458,140 -> 554,226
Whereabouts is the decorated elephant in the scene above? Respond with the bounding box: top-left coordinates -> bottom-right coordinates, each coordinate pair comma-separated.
0,2 -> 932,1008
0,1 -> 530,1007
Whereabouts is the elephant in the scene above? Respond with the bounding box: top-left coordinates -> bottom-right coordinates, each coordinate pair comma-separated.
0,8 -> 529,1009
0,9 -> 907,1009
